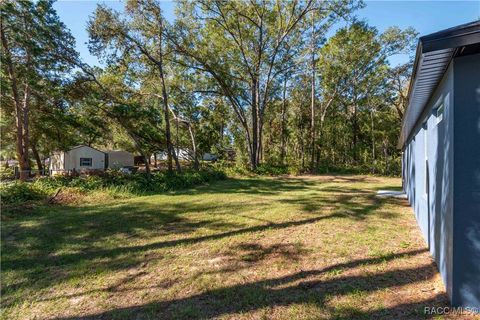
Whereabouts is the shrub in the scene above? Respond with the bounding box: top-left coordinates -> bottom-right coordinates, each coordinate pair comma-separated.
0,167 -> 15,181
34,169 -> 227,195
1,169 -> 227,212
0,182 -> 48,205
254,164 -> 293,176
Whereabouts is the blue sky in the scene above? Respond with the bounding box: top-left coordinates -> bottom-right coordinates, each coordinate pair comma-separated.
54,0 -> 480,67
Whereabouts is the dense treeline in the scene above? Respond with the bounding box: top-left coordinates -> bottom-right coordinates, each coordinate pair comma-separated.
1,0 -> 417,180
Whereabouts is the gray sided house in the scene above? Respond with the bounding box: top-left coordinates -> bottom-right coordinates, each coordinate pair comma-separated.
399,21 -> 480,309
50,145 -> 106,174
50,145 -> 134,174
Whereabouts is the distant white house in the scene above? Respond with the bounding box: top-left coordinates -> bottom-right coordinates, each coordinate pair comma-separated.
202,153 -> 218,161
49,146 -> 136,174
105,150 -> 134,169
50,145 -> 106,174
152,149 -> 219,162
153,149 -> 192,161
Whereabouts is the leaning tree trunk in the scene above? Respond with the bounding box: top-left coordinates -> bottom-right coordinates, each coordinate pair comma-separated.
187,124 -> 199,171
158,18 -> 181,173
31,143 -> 43,175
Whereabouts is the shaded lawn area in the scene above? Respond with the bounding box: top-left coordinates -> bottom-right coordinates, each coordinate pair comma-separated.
0,175 -> 463,319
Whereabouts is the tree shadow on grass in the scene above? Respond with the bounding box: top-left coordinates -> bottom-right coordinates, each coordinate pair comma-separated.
280,191 -> 386,220
2,211 -> 345,273
52,249 -> 448,320
176,176 -> 318,196
1,176 -> 410,314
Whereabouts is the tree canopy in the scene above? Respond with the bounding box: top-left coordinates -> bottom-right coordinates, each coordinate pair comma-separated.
1,0 -> 418,179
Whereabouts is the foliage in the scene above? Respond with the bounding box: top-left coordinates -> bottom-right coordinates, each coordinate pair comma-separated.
254,164 -> 300,176
0,182 -> 48,205
2,0 -> 418,178
172,0 -> 360,170
0,0 -> 80,179
1,169 -> 227,207
0,167 -> 14,181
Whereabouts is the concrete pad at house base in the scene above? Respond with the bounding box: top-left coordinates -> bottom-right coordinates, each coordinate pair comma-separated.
376,190 -> 407,199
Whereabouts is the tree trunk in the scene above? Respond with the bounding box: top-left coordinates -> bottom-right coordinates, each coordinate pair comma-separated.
187,124 -> 199,170
257,78 -> 263,164
280,76 -> 287,164
370,108 -> 376,173
251,79 -> 258,170
351,103 -> 359,164
158,17 -> 181,173
31,143 -> 43,175
19,83 -> 31,180
144,153 -> 151,175
310,10 -> 316,172
1,22 -> 29,181
383,139 -> 389,175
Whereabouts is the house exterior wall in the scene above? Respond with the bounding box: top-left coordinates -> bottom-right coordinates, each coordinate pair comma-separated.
452,53 -> 480,308
107,151 -> 134,169
402,62 -> 455,299
403,53 -> 480,309
64,146 -> 105,171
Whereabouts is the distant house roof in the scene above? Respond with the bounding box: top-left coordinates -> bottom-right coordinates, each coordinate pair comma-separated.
105,150 -> 134,154
398,20 -> 480,149
68,145 -> 106,154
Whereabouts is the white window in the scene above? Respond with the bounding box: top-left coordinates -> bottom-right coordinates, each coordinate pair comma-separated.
434,103 -> 444,124
80,158 -> 92,167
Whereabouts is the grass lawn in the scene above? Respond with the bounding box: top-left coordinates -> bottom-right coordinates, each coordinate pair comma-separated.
0,175 -> 464,319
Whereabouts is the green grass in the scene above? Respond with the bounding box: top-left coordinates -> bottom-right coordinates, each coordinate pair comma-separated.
1,175 -> 454,319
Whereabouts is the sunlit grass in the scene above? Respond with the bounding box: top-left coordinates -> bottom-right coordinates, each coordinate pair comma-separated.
1,175 -> 456,319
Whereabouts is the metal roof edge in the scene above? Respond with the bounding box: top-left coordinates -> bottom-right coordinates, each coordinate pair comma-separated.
397,21 -> 480,150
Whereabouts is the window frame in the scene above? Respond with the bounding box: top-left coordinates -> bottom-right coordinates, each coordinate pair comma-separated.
434,103 -> 444,124
423,121 -> 428,198
79,157 -> 93,167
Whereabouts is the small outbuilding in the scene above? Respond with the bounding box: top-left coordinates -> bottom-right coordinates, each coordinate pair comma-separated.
105,150 -> 134,169
202,153 -> 218,161
50,145 -> 106,174
399,21 -> 480,309
154,149 -> 192,161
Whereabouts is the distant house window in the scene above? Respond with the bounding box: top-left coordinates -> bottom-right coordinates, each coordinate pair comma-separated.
434,103 -> 444,124
80,158 -> 92,167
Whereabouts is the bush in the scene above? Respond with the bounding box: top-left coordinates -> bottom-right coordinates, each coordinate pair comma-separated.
0,182 -> 48,205
32,169 -> 227,196
0,169 -> 227,213
0,167 -> 15,181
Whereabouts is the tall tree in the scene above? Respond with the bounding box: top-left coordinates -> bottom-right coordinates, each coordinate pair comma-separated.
317,21 -> 416,171
172,0 -> 356,169
88,0 -> 181,172
1,0 -> 78,180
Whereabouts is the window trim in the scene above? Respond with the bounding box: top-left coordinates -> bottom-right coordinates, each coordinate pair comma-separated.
423,121 -> 428,199
80,157 -> 93,167
434,103 -> 444,125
